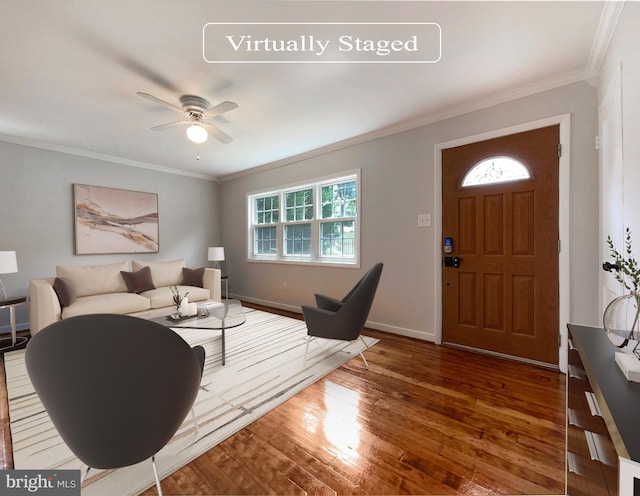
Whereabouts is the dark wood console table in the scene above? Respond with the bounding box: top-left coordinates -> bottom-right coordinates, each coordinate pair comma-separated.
567,323 -> 640,496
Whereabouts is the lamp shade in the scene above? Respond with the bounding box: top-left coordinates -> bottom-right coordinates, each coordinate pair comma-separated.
207,247 -> 225,262
0,251 -> 17,274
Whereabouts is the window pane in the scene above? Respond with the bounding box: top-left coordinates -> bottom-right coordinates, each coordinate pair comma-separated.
321,181 -> 357,219
461,157 -> 530,187
284,224 -> 311,255
255,195 -> 279,224
285,189 -> 313,222
320,221 -> 355,257
254,226 -> 277,255
248,173 -> 358,265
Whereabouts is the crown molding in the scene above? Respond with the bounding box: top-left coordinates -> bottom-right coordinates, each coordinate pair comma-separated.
219,68 -> 588,183
0,133 -> 218,181
586,0 -> 625,79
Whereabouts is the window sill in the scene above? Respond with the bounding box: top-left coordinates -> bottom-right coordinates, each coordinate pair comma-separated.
247,257 -> 359,268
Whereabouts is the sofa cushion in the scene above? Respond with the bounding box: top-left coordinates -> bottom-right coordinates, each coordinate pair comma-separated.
141,285 -> 210,309
57,261 -> 129,297
121,266 -> 156,294
53,277 -> 77,307
61,292 -> 151,319
181,267 -> 205,288
133,259 -> 184,288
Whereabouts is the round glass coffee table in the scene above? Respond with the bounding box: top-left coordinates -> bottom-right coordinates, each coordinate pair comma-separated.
152,299 -> 245,366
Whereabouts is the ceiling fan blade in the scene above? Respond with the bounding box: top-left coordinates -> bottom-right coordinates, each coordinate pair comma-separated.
203,101 -> 238,118
204,123 -> 233,143
137,92 -> 184,114
151,120 -> 189,130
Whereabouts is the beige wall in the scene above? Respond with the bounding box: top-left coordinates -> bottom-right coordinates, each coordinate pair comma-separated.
221,81 -> 599,342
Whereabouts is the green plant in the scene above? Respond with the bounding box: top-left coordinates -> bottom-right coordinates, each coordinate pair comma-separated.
607,227 -> 640,292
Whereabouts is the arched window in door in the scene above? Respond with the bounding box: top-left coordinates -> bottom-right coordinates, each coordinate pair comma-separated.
461,156 -> 530,187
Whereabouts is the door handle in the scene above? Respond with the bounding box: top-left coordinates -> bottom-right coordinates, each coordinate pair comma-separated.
443,256 -> 463,268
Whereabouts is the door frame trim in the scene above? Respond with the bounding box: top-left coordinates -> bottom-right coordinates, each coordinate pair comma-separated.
434,114 -> 571,373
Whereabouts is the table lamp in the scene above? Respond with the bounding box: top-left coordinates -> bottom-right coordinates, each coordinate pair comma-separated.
207,247 -> 225,270
0,251 -> 18,300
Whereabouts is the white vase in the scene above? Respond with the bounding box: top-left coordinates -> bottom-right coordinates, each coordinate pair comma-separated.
178,296 -> 189,316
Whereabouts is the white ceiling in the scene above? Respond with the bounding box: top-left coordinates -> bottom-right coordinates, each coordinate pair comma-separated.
0,1 -> 609,180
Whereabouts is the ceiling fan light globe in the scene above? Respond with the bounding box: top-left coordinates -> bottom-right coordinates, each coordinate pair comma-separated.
186,124 -> 208,143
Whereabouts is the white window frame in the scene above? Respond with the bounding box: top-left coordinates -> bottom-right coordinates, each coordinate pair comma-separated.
247,170 -> 360,267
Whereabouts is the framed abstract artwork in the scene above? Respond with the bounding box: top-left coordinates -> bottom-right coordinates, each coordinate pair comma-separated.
74,184 -> 159,254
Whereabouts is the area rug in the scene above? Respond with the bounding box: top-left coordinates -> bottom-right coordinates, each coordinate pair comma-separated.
5,308 -> 378,495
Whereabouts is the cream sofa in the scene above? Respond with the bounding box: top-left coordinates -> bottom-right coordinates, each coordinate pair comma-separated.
29,259 -> 221,335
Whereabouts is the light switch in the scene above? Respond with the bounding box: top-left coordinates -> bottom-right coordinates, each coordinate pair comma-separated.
418,213 -> 431,228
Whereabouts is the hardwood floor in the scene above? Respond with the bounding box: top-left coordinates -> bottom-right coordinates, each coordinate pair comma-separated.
1,307 -> 566,495
147,304 -> 566,495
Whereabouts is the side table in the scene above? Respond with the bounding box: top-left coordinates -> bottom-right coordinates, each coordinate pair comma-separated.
0,296 -> 28,350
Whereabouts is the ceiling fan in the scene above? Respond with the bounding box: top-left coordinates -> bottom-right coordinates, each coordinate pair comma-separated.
137,92 -> 238,144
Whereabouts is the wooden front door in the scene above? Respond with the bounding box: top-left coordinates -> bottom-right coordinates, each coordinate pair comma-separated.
442,126 -> 560,365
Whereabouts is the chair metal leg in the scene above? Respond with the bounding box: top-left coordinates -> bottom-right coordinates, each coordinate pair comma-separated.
358,351 -> 370,369
151,456 -> 163,496
191,407 -> 200,434
81,466 -> 91,484
304,336 -> 313,363
358,336 -> 370,369
305,335 -> 370,368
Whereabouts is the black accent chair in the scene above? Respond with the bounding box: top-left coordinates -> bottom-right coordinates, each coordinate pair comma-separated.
25,313 -> 204,496
301,262 -> 383,369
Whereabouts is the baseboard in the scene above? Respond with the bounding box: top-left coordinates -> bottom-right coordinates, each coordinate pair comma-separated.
235,294 -> 304,315
233,294 -> 437,343
368,321 -> 436,342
